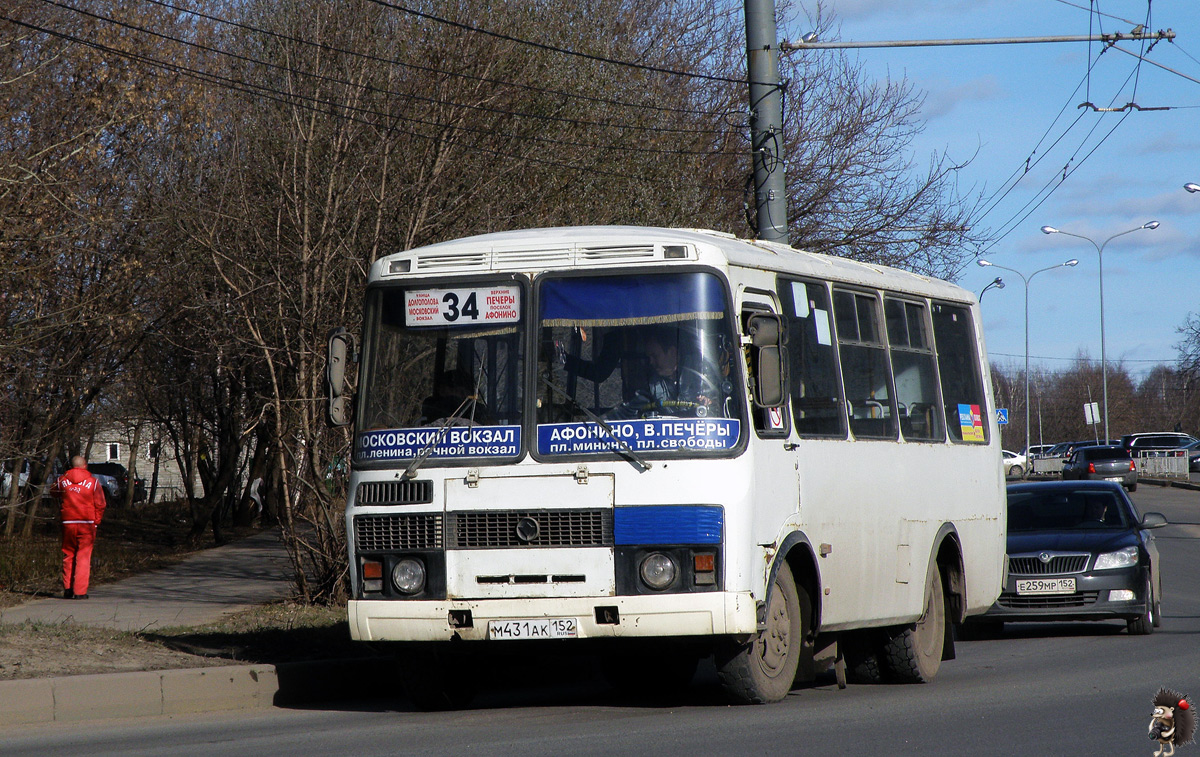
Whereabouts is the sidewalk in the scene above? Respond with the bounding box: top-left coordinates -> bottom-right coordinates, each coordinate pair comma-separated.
0,531 -> 391,727
0,530 -> 293,631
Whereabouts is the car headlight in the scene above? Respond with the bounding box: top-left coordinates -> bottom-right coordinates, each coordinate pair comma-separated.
639,552 -> 678,590
392,558 -> 426,594
1093,546 -> 1139,571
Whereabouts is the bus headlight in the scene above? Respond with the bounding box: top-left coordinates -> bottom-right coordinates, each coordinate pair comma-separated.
392,558 -> 427,594
639,552 -> 677,590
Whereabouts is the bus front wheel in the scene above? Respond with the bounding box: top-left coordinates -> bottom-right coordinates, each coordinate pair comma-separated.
882,568 -> 946,683
716,566 -> 808,704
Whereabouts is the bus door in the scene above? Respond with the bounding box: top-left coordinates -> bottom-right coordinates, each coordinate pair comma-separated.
741,294 -> 800,547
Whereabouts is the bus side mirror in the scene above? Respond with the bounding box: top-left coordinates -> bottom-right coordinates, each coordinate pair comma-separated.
747,313 -> 788,408
326,327 -> 356,427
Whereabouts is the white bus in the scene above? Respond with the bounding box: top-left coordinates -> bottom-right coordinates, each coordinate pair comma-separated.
326,226 -> 1006,707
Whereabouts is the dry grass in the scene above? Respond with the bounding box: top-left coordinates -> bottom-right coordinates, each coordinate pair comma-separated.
0,601 -> 362,681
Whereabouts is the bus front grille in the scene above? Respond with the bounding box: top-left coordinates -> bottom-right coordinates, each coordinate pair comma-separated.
449,509 -> 613,549
356,480 -> 434,506
355,514 -> 443,551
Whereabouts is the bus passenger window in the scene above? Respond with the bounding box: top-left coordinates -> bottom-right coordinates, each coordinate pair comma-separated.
834,290 -> 896,440
780,279 -> 845,437
932,302 -> 988,443
885,298 -> 945,442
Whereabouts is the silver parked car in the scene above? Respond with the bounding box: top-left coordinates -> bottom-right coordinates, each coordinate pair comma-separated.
1061,445 -> 1138,492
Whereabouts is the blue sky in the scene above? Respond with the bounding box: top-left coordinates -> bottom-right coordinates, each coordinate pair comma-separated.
778,0 -> 1200,383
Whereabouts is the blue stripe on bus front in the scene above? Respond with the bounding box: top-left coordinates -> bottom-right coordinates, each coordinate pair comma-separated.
613,506 -> 723,545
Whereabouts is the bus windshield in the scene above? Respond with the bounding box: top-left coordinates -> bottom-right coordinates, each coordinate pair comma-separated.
535,271 -> 742,457
355,282 -> 525,464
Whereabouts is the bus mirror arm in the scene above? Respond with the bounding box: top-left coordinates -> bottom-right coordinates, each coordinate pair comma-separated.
326,327 -> 357,427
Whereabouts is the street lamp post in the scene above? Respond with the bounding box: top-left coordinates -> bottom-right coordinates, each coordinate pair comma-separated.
1040,221 -> 1158,442
977,258 -> 1078,462
980,276 -> 1004,299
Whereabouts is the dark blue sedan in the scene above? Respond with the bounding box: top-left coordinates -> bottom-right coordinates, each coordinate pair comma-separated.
979,480 -> 1167,635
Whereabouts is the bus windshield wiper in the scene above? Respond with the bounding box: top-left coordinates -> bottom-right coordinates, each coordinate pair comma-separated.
540,377 -> 651,472
401,394 -> 477,481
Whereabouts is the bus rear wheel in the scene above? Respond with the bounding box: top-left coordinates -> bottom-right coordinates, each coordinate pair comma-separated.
716,566 -> 807,704
882,568 -> 945,683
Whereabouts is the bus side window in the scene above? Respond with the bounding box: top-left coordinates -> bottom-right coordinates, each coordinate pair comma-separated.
885,298 -> 945,442
931,302 -> 989,443
833,289 -> 897,440
779,278 -> 846,438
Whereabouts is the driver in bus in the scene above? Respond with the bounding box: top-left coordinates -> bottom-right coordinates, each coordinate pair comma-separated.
605,326 -> 723,419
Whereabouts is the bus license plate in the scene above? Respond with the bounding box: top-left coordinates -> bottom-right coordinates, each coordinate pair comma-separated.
1016,578 -> 1076,595
488,618 -> 578,640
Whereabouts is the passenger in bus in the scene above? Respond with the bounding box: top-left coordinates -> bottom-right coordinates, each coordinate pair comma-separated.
605,326 -> 725,419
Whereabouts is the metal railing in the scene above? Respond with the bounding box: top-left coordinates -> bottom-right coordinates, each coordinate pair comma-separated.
1135,449 -> 1190,479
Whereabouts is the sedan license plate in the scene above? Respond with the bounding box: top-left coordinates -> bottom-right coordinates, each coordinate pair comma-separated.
1016,578 -> 1076,595
1105,476 -> 1124,482
488,617 -> 578,640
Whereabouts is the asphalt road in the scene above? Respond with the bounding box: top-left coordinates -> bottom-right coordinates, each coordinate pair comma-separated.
6,485 -> 1200,756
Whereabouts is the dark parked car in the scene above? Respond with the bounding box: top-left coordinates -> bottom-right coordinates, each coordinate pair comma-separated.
1183,440 -> 1200,473
87,462 -> 146,505
1060,445 -> 1138,492
1121,432 -> 1199,456
979,480 -> 1166,634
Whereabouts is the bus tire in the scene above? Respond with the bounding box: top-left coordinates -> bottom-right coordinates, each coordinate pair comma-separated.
841,632 -> 885,684
716,566 -> 806,704
399,645 -> 478,711
882,567 -> 945,683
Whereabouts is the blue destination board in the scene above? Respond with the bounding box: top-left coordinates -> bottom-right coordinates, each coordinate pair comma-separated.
356,425 -> 521,461
537,419 -> 740,455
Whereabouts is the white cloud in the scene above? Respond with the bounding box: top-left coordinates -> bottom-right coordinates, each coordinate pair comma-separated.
922,76 -> 1005,119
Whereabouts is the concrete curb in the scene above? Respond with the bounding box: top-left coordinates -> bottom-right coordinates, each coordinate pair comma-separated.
0,657 -> 397,728
1140,477 -> 1200,492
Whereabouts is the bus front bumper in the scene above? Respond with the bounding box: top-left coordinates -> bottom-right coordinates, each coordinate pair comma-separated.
348,592 -> 758,642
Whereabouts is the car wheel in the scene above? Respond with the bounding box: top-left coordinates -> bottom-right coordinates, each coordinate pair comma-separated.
1126,483 -> 1137,493
1010,465 -> 1024,479
1127,575 -> 1155,636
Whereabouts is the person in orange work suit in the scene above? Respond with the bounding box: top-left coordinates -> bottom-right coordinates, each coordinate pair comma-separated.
52,455 -> 107,599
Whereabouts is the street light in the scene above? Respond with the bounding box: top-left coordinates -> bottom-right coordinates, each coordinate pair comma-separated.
1186,183 -> 1200,193
977,258 -> 1078,462
1040,221 -> 1159,441
980,276 -> 1005,299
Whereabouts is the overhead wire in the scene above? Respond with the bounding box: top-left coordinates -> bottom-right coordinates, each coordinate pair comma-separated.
974,0 -> 1167,255
0,11 -> 744,194
360,0 -> 757,87
34,0 -> 738,143
1052,0 -> 1139,26
978,59 -> 1142,254
137,0 -> 733,120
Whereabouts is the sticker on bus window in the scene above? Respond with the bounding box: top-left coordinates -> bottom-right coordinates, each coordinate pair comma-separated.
791,282 -> 809,318
957,403 -> 985,442
405,286 -> 520,326
814,309 -> 832,346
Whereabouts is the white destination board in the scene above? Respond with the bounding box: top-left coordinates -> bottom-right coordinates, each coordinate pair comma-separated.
405,285 -> 520,326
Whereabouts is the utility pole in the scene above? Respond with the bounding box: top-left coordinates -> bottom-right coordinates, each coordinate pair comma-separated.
744,0 -> 787,243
